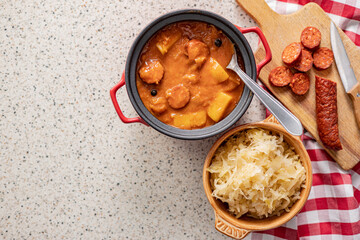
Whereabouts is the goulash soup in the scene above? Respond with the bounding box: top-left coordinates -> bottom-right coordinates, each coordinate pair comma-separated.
136,21 -> 244,129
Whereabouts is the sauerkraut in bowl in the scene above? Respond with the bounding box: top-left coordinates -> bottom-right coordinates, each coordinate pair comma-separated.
207,128 -> 306,219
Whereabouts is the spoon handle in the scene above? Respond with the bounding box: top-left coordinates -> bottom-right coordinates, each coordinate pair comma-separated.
232,65 -> 303,136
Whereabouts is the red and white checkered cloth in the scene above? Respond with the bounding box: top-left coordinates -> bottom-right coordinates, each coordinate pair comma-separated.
249,1 -> 360,239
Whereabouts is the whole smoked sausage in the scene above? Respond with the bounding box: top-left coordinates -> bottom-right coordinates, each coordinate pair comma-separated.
315,76 -> 342,150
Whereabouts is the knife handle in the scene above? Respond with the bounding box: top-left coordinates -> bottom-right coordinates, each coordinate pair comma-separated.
348,82 -> 360,129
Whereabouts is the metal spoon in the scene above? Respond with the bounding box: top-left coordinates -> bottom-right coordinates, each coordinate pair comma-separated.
227,49 -> 303,136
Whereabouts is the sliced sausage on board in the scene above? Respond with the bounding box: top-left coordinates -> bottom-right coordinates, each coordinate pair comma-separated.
282,42 -> 302,65
315,76 -> 342,151
269,66 -> 293,87
313,47 -> 334,70
300,26 -> 321,50
290,73 -> 310,95
294,50 -> 313,72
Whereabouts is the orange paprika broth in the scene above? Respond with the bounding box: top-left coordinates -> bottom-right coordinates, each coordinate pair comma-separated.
136,21 -> 244,129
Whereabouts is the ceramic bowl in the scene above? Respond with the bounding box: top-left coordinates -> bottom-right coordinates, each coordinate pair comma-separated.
202,115 -> 312,239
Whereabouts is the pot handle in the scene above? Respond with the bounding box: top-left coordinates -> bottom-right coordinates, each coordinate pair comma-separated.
235,26 -> 272,76
214,211 -> 250,240
110,71 -> 148,125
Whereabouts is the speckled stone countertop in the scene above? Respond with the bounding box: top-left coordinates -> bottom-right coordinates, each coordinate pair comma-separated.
0,0 -> 265,239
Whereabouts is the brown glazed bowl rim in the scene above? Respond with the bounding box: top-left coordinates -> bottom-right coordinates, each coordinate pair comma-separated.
202,116 -> 312,234
124,9 -> 257,140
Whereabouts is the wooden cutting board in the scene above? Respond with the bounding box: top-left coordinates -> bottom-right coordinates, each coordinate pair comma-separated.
236,0 -> 360,170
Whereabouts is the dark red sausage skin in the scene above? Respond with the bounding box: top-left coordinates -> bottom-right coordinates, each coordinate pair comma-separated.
315,76 -> 342,150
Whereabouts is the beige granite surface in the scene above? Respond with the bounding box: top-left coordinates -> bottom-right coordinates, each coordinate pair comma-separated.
0,0 -> 265,239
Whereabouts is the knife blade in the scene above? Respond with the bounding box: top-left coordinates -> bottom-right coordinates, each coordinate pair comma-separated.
330,21 -> 360,129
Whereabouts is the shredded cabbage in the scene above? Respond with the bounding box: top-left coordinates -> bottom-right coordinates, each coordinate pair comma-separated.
208,128 -> 306,219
